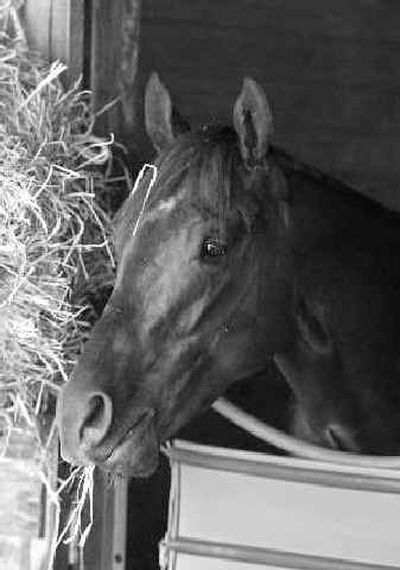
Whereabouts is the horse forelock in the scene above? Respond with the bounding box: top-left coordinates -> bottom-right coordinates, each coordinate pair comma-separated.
150,126 -> 239,221
114,125 -> 275,259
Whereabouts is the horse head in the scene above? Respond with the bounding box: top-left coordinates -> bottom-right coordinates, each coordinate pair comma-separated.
56,74 -> 296,476
57,73 -> 400,476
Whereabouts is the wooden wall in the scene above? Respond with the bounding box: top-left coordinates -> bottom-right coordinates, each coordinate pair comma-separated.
23,0 -> 84,85
19,4 -> 130,569
138,0 -> 400,212
88,0 -> 142,164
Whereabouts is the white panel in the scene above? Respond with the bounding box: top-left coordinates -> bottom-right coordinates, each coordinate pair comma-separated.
178,465 -> 400,566
166,443 -> 400,568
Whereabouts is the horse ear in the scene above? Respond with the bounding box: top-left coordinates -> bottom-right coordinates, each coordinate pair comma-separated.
233,78 -> 273,167
145,72 -> 174,152
145,72 -> 189,152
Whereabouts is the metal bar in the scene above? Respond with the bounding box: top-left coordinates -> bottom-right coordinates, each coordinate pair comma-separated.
166,441 -> 400,494
111,478 -> 128,570
162,537 -> 400,570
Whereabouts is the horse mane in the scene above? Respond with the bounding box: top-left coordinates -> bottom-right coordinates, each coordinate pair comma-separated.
116,124 -> 400,245
271,146 -> 400,230
160,125 -> 400,227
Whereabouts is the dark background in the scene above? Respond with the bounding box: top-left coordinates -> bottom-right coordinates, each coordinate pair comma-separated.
133,0 -> 400,212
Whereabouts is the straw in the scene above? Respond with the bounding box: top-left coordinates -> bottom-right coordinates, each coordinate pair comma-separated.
0,13 -> 118,561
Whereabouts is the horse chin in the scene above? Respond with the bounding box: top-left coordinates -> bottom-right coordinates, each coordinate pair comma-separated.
103,415 -> 160,477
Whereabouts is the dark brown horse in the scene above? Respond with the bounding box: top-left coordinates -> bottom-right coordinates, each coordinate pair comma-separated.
56,74 -> 400,476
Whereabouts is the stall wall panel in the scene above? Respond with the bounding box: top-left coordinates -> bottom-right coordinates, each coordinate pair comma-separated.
163,442 -> 400,570
178,466 -> 399,566
139,0 -> 400,211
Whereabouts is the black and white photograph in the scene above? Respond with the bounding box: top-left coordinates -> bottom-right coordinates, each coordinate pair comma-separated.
2,1 -> 400,569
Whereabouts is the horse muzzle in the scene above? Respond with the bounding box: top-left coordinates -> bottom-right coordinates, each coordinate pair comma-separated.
56,382 -> 159,477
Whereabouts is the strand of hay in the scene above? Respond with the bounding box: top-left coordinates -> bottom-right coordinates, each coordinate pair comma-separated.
0,13 -> 119,565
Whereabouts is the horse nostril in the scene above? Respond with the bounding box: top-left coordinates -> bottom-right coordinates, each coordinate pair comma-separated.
79,392 -> 113,449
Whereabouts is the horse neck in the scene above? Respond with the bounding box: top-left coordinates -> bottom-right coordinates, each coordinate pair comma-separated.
287,170 -> 339,250
276,150 -> 400,254
280,160 -> 370,253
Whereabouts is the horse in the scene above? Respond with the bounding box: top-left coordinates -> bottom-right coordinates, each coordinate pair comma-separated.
56,73 -> 400,477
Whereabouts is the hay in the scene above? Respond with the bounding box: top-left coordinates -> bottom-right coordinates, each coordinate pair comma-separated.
0,12 -> 119,563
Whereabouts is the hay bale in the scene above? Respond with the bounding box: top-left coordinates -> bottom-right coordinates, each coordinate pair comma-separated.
0,41 -> 115,440
0,9 -> 121,564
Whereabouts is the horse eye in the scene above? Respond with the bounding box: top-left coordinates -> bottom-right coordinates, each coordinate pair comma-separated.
201,238 -> 227,261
